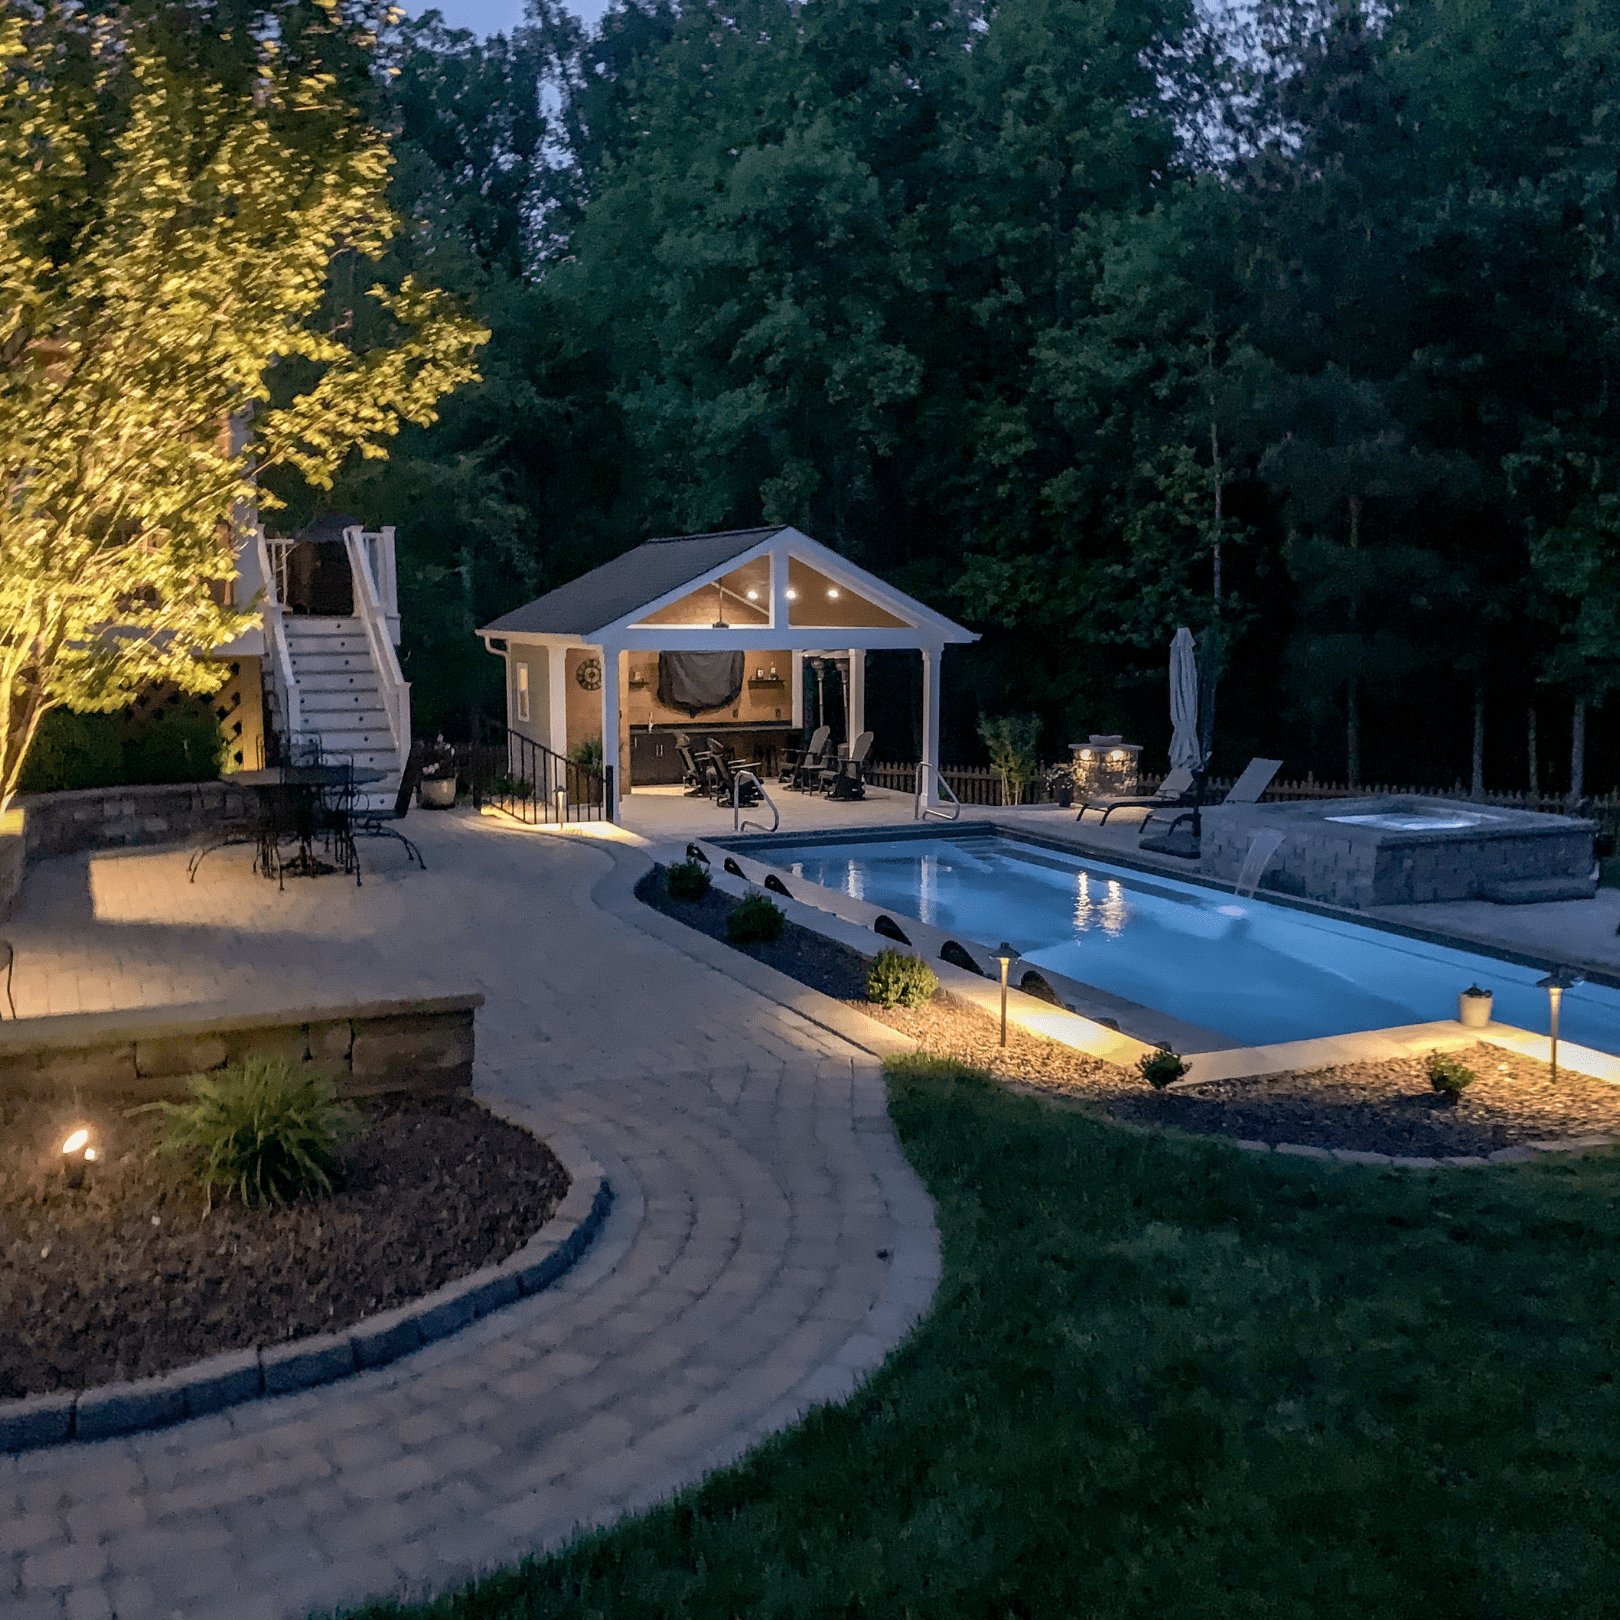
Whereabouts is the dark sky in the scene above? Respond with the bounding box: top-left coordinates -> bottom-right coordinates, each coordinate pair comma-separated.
411,0 -> 610,35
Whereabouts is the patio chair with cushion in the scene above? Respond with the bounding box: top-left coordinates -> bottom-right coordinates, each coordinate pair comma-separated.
780,725 -> 830,787
1078,764 -> 1197,825
1139,756 -> 1283,854
820,730 -> 874,800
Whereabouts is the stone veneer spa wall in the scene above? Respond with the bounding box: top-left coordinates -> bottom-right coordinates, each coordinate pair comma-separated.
1199,796 -> 1598,909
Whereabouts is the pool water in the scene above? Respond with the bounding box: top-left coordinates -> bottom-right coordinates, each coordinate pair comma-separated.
764,834 -> 1620,1051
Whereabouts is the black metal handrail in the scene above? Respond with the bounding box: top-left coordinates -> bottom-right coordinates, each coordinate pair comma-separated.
467,714 -> 614,825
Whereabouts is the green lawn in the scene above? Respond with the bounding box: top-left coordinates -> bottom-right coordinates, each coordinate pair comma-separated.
346,1057 -> 1620,1620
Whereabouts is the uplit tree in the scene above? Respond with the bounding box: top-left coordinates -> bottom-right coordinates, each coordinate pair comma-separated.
0,0 -> 486,813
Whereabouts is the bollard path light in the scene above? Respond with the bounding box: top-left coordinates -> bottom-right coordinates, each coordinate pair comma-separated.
995,943 -> 1016,1047
1535,968 -> 1584,1084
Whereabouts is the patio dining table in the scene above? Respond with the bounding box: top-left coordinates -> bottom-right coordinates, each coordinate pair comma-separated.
193,764 -> 387,886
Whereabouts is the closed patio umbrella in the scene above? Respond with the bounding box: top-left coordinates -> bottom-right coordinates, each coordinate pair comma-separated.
1169,626 -> 1201,772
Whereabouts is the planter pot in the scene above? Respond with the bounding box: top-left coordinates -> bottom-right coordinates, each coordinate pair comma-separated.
1457,987 -> 1493,1028
1055,787 -> 1074,809
418,776 -> 457,809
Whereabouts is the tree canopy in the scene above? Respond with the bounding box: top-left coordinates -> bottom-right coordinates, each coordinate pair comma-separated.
302,0 -> 1620,793
0,0 -> 485,811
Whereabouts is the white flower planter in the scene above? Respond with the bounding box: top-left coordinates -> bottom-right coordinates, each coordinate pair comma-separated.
418,776 -> 457,809
1457,987 -> 1493,1028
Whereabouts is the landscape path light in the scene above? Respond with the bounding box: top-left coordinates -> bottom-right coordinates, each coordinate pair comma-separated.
995,942 -> 1017,1047
1535,968 -> 1583,1083
62,1127 -> 97,1189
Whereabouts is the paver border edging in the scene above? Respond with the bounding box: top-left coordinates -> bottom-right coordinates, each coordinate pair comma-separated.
0,1133 -> 611,1457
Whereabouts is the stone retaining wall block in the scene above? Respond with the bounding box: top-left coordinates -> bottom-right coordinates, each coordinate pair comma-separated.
0,1390 -> 74,1453
261,1332 -> 358,1394
134,1034 -> 230,1079
349,1307 -> 426,1371
179,1349 -> 263,1417
74,1375 -> 186,1440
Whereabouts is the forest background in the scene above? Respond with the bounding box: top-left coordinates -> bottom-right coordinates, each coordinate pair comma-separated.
276,0 -> 1620,797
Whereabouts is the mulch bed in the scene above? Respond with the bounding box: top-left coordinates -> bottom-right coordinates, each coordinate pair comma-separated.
636,865 -> 871,999
860,997 -> 1620,1158
636,865 -> 1620,1160
0,1092 -> 569,1400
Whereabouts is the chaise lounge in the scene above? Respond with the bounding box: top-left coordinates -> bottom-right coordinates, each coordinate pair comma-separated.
1078,764 -> 1197,825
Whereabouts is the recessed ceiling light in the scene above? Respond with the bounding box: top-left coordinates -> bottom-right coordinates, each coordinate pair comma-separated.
785,588 -> 798,600
746,589 -> 759,600
826,588 -> 840,599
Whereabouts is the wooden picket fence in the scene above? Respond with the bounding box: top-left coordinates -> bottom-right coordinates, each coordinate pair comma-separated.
869,760 -> 1620,841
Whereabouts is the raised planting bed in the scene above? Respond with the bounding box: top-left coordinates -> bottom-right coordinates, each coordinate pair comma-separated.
0,1091 -> 568,1400
639,864 -> 1620,1160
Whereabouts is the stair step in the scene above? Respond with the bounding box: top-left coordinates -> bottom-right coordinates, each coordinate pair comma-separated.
284,616 -> 364,634
288,640 -> 372,659
297,674 -> 382,694
289,655 -> 374,675
301,694 -> 387,717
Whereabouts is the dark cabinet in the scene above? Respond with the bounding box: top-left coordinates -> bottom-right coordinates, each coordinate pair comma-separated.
629,731 -> 687,785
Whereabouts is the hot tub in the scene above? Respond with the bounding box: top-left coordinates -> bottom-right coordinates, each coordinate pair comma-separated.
1200,795 -> 1598,908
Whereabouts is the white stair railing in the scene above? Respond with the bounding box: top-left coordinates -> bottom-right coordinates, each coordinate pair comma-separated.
733,771 -> 779,834
343,526 -> 412,764
254,530 -> 305,751
915,762 -> 961,822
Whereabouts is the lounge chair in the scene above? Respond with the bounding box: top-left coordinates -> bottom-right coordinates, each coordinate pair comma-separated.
791,728 -> 837,791
780,725 -> 830,787
706,737 -> 763,806
821,731 -> 874,800
674,732 -> 717,797
1139,757 -> 1283,855
1078,764 -> 1197,825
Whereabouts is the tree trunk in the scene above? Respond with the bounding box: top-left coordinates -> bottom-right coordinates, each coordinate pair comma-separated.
1210,417 -> 1223,605
1569,698 -> 1586,809
1527,705 -> 1538,796
1346,675 -> 1361,788
1470,686 -> 1485,799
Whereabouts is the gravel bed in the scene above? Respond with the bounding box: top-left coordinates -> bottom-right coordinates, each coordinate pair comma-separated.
0,1092 -> 568,1399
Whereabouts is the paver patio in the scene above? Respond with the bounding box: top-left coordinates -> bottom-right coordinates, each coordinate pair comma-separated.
0,811 -> 940,1619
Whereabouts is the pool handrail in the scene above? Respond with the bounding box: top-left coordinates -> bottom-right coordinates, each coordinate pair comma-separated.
734,771 -> 779,834
915,762 -> 962,822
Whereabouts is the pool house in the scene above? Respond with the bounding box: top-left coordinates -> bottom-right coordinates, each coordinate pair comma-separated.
477,526 -> 977,815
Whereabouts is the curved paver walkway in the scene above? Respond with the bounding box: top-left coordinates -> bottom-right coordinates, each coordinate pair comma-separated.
0,815 -> 940,1619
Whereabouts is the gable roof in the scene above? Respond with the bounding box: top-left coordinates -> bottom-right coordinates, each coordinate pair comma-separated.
482,527 -> 785,638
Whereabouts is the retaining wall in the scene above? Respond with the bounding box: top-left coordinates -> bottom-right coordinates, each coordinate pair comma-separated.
0,994 -> 481,1103
16,779 -> 263,862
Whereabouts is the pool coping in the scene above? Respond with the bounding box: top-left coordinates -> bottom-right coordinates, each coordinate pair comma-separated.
715,818 -> 1620,995
0,1130 -> 612,1457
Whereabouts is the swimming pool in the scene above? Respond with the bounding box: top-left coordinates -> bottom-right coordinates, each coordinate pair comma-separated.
761,833 -> 1620,1051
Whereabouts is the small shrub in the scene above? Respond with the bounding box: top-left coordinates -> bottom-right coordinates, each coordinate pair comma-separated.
665,858 -> 712,902
1138,1048 -> 1189,1089
140,1056 -> 364,1208
1427,1050 -> 1475,1098
868,948 -> 939,1009
570,735 -> 605,773
727,889 -> 785,945
18,709 -> 125,792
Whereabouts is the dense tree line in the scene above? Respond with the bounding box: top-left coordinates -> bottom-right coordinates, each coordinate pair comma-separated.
282,0 -> 1620,794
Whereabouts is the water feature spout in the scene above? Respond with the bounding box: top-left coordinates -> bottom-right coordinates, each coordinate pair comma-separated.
1234,828 -> 1286,898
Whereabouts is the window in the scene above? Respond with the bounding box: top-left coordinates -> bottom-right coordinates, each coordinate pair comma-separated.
514,661 -> 530,722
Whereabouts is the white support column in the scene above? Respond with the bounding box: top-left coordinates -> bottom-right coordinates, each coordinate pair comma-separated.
546,642 -> 568,756
600,642 -> 623,811
920,644 -> 942,808
792,650 -> 805,728
847,649 -> 865,741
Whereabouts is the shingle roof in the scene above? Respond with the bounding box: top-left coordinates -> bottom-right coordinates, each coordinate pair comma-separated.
481,527 -> 785,637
